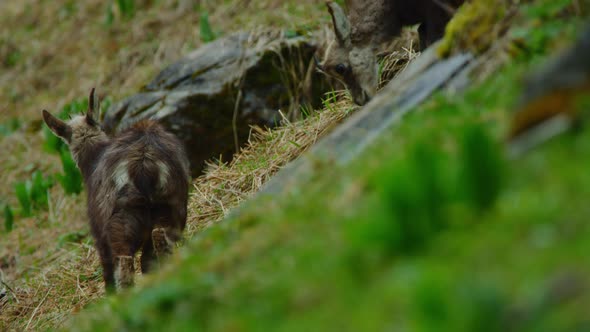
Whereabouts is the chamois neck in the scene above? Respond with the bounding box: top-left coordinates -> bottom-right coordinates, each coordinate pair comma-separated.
72,139 -> 109,182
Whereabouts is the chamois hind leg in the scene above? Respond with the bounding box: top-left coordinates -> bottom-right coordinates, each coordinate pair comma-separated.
96,237 -> 115,293
140,237 -> 156,273
107,212 -> 140,291
152,205 -> 184,262
152,227 -> 173,260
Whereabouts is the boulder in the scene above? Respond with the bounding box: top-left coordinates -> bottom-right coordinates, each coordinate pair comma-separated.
103,31 -> 330,175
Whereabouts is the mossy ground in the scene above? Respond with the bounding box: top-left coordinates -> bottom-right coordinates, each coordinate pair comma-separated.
1,0 -> 589,331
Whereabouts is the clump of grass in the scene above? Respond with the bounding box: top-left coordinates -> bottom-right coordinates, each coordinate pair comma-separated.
348,124 -> 505,260
106,0 -> 135,24
13,170 -> 53,218
459,125 -> 505,211
3,205 -> 14,233
199,12 -> 216,43
57,147 -> 83,195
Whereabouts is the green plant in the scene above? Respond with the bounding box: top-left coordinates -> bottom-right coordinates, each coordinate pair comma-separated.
57,147 -> 83,195
117,0 -> 135,19
14,181 -> 32,217
4,205 -> 14,232
459,125 -> 504,212
13,170 -> 54,217
200,12 -> 216,43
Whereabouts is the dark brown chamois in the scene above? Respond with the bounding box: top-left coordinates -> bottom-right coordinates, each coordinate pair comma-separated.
319,0 -> 465,105
42,88 -> 190,292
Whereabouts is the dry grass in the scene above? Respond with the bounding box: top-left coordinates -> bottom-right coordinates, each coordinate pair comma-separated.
187,92 -> 355,234
0,1 -> 416,329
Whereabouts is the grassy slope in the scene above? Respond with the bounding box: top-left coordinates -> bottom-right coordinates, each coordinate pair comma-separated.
68,1 -> 590,331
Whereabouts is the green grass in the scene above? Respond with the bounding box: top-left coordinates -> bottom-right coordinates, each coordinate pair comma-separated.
199,12 -> 216,43
67,5 -> 590,330
13,170 -> 53,218
3,205 -> 14,233
56,147 -> 83,195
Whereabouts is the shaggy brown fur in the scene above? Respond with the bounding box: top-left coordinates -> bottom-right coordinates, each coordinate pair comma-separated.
320,0 -> 465,105
42,88 -> 190,292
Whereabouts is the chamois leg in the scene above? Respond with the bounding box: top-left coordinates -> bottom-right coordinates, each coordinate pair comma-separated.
114,256 -> 134,290
96,238 -> 115,293
152,227 -> 173,259
108,213 -> 139,291
152,205 -> 184,262
140,237 -> 156,273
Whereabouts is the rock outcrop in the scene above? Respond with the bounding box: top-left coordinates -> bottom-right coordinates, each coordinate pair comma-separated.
103,31 -> 331,175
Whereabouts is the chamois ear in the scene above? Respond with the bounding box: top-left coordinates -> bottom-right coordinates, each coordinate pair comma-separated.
86,87 -> 99,125
327,1 -> 351,48
313,54 -> 324,72
42,110 -> 72,142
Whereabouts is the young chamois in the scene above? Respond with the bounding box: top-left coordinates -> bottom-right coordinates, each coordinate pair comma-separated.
319,0 -> 465,105
42,88 -> 190,292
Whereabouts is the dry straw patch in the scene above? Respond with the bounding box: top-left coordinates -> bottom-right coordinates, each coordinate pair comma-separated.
187,92 -> 356,234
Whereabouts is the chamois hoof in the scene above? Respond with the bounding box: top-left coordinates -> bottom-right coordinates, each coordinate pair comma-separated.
152,228 -> 173,259
114,255 -> 135,291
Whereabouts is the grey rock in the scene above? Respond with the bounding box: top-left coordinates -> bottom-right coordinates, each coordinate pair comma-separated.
103,31 -> 330,175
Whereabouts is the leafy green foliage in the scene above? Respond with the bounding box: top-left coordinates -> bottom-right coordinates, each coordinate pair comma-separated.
4,205 -> 14,233
13,171 -> 54,218
57,147 -> 83,195
117,0 -> 135,19
14,181 -> 32,217
199,12 -> 216,43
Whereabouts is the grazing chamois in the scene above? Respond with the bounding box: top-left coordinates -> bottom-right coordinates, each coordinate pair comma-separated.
319,0 -> 465,105
42,88 -> 190,292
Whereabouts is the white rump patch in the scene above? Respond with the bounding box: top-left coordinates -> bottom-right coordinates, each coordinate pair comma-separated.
113,160 -> 130,191
155,160 -> 170,189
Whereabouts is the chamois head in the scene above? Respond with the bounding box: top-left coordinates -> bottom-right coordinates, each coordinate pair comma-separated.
319,1 -> 378,106
42,88 -> 108,163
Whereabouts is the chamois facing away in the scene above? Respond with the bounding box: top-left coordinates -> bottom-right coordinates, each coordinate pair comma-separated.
319,0 -> 465,105
42,88 -> 190,292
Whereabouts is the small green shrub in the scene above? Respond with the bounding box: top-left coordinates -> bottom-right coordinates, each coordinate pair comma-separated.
200,12 -> 216,43
57,147 -> 83,195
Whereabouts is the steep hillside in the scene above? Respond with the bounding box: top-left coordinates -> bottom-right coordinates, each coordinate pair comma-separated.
1,0 -> 590,331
